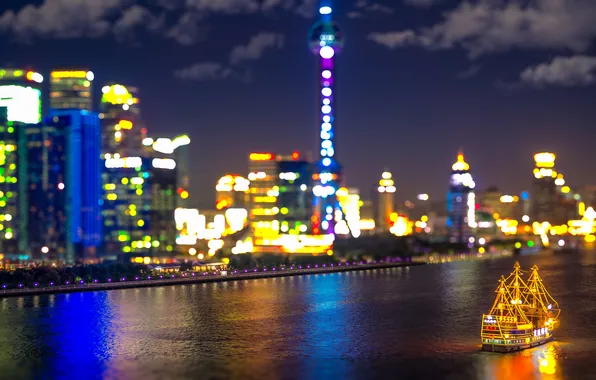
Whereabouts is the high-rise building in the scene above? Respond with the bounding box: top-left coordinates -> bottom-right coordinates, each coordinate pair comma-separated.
248,152 -> 278,252
376,171 -> 396,232
276,152 -> 314,236
50,70 -> 94,111
310,1 -> 344,236
25,110 -> 102,263
100,84 -> 151,257
336,187 -> 361,238
447,152 -> 476,243
145,134 -> 192,254
531,152 -> 558,223
0,69 -> 44,256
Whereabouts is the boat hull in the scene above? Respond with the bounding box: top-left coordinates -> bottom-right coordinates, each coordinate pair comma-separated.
482,336 -> 553,353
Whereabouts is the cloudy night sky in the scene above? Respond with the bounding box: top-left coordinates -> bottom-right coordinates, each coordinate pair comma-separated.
1,0 -> 595,208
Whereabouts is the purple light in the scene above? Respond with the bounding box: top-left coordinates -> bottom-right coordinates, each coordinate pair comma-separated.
65,281 -> 69,285
135,277 -> 139,280
108,278 -> 112,282
203,273 -> 206,276
80,280 -> 84,284
34,283 -> 38,287
315,265 -> 318,268
171,275 -> 175,278
94,279 -> 98,283
254,269 -> 257,272
307,266 -> 311,269
264,269 -> 267,272
273,268 -> 276,271
148,276 -> 151,279
2,285 -> 5,288
244,270 -> 248,273
18,284 -> 22,288
322,70 -> 332,79
192,273 -> 196,276
121,278 -> 125,281
299,266 -> 302,269
160,276 -> 163,279
234,271 -> 237,274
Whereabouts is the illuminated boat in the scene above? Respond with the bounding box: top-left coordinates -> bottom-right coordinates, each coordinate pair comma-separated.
481,262 -> 560,353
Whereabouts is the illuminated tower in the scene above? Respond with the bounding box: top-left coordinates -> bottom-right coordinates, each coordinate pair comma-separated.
531,152 -> 557,223
447,151 -> 476,243
376,171 -> 396,232
310,0 -> 344,236
50,70 -> 94,111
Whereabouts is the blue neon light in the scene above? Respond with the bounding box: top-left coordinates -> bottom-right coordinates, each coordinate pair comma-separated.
322,158 -> 331,167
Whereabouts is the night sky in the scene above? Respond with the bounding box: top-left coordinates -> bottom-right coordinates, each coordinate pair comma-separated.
1,0 -> 596,208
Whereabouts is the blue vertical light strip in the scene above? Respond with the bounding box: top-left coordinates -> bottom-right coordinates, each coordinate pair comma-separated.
82,112 -> 102,253
50,110 -> 83,263
311,0 -> 343,236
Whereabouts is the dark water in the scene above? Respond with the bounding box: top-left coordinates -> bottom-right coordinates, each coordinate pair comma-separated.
1,252 -> 596,380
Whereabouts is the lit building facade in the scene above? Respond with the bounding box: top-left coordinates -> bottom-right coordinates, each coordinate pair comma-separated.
25,110 -> 102,263
216,174 -> 250,211
100,84 -> 152,257
145,134 -> 192,253
248,152 -> 278,251
310,2 -> 344,236
0,69 -> 44,256
447,152 -> 476,243
376,171 -> 396,232
276,152 -> 314,236
336,187 -> 361,238
531,153 -> 558,223
50,70 -> 94,111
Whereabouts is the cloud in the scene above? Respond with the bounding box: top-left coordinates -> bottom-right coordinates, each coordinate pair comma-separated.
519,55 -> 596,87
351,0 -> 393,17
369,0 -> 596,58
167,12 -> 207,45
456,65 -> 481,79
174,62 -> 233,81
185,0 -> 260,14
229,32 -> 284,65
0,0 -> 127,41
176,32 -> 284,81
112,5 -> 164,42
368,31 -> 420,49
403,0 -> 440,7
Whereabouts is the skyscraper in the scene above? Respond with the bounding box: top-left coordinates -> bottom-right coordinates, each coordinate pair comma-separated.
309,0 -> 344,236
248,152 -> 278,252
447,152 -> 476,243
50,70 -> 94,111
100,84 -> 151,257
25,110 -> 102,263
276,152 -> 314,236
376,171 -> 396,232
0,69 -> 43,256
531,152 -> 557,223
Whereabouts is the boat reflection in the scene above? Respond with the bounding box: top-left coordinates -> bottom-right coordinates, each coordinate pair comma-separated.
481,343 -> 561,379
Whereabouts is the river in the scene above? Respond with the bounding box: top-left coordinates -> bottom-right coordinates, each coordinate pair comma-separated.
1,250 -> 595,379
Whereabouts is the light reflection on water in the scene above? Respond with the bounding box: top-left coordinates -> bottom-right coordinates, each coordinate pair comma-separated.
0,251 -> 595,379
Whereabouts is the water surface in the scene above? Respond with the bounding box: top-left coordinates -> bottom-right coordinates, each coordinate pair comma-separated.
1,251 -> 595,379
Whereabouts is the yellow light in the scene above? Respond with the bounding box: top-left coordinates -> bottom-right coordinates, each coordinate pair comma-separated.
136,189 -> 143,196
534,152 -> 556,168
137,220 -> 145,227
561,186 -> 570,194
452,153 -> 470,171
119,120 -> 133,130
421,215 -> 428,222
249,152 -> 274,161
479,247 -> 485,253
189,248 -> 197,255
181,191 -> 189,199
585,235 -> 595,243
327,249 -> 334,256
143,257 -> 151,265
198,253 -> 205,260
579,202 -> 586,216
51,70 -> 88,79
222,258 -> 230,264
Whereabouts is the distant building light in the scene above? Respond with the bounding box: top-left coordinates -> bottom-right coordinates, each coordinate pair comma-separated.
152,158 -> 176,170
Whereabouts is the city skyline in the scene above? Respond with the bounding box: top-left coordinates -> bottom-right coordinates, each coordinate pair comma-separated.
1,0 -> 595,207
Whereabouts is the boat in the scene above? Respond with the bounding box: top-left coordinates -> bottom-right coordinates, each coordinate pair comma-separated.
481,262 -> 560,353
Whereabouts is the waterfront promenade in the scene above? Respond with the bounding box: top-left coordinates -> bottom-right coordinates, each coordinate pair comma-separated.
0,259 -> 424,298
